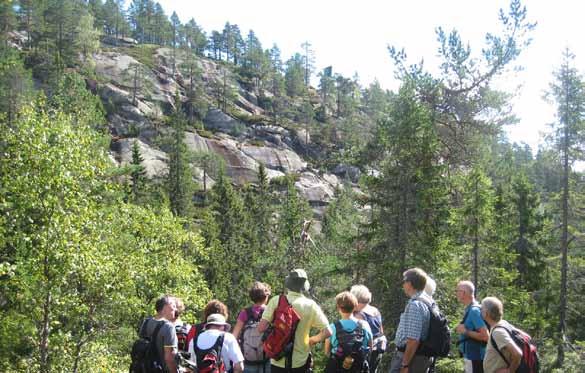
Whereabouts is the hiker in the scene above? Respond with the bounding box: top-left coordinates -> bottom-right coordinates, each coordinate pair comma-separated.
480,297 -> 523,373
138,294 -> 179,373
325,291 -> 373,373
422,276 -> 437,373
171,296 -> 192,354
389,268 -> 433,373
232,281 -> 272,373
258,269 -> 329,373
350,285 -> 386,373
188,313 -> 245,373
424,277 -> 436,299
185,299 -> 230,353
456,281 -> 488,373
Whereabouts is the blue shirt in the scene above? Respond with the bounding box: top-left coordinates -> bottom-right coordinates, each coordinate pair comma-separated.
458,303 -> 487,360
394,292 -> 431,348
328,318 -> 372,356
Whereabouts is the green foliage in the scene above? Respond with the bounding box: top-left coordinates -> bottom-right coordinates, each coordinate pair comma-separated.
120,44 -> 159,69
0,97 -> 210,372
0,49 -> 34,125
166,93 -> 195,217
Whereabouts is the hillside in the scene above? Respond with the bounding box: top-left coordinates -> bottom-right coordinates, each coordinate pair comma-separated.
1,1 -> 584,372
94,38 -> 364,221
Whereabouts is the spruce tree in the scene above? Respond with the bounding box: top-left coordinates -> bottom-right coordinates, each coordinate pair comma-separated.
130,140 -> 147,203
546,48 -> 585,366
167,93 -> 194,217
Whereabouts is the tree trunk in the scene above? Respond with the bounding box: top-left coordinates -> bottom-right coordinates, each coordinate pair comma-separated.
40,255 -> 51,373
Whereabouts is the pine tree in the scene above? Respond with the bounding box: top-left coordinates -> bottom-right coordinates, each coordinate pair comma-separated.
284,53 -> 305,97
546,48 -> 585,366
170,11 -> 181,74
0,0 -> 16,50
456,166 -> 495,289
0,50 -> 34,125
278,179 -> 312,269
75,13 -> 100,68
301,41 -> 315,86
130,140 -> 147,202
363,82 -> 449,323
167,93 -> 194,217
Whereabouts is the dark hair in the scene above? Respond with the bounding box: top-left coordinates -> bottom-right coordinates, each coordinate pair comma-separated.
155,295 -> 174,313
336,291 -> 358,313
403,268 -> 428,291
203,299 -> 228,320
249,281 -> 271,303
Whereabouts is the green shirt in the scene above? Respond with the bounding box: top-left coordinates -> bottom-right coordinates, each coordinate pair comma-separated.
262,291 -> 329,368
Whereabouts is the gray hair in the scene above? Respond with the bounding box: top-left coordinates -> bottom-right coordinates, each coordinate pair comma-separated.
458,281 -> 475,296
481,297 -> 503,322
424,277 -> 436,297
350,285 -> 372,304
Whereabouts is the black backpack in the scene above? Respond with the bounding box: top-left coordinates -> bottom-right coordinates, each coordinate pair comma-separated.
416,297 -> 451,357
326,320 -> 369,373
490,325 -> 539,373
194,333 -> 225,373
130,318 -> 165,373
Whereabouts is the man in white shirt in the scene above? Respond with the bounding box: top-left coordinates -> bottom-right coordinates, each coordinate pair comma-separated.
188,313 -> 245,373
480,297 -> 522,373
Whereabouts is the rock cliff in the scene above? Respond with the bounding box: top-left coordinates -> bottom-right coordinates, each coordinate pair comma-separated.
97,42 -> 353,216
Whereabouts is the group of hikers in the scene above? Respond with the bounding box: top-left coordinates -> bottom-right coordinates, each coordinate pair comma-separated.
130,267 -> 538,373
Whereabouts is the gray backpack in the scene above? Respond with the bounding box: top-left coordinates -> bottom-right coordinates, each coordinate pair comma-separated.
239,307 -> 266,363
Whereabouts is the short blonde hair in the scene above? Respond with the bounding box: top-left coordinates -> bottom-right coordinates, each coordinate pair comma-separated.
336,291 -> 358,313
350,284 -> 372,304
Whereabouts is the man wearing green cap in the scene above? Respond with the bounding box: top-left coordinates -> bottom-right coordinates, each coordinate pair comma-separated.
258,269 -> 329,373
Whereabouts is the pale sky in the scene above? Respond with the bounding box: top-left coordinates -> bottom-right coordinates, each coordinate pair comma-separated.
155,0 -> 584,153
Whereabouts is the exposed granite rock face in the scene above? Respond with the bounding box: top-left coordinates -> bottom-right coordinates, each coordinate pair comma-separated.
114,138 -> 168,178
333,164 -> 361,183
240,145 -> 306,173
295,171 -> 336,205
99,46 -> 357,217
203,109 -> 248,136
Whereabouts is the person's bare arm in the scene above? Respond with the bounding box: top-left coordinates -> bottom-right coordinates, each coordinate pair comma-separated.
233,361 -> 244,373
400,338 -> 420,373
456,323 -> 489,343
309,327 -> 332,346
164,347 -> 178,372
501,343 -> 522,372
324,337 -> 331,356
232,319 -> 245,340
258,319 -> 270,334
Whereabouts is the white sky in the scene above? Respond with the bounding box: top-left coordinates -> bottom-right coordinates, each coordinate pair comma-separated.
154,0 -> 585,153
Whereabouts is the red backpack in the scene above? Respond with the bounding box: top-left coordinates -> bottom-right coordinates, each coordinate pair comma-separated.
186,323 -> 205,352
194,333 -> 225,373
490,325 -> 539,373
262,294 -> 301,360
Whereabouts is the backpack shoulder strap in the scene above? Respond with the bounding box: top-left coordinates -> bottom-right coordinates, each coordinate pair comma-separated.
489,325 -> 511,367
415,296 -> 433,311
215,333 -> 225,368
245,306 -> 258,323
152,320 -> 165,341
138,317 -> 150,337
334,320 -> 343,338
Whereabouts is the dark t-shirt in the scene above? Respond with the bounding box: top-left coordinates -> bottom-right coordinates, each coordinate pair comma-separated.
140,317 -> 178,371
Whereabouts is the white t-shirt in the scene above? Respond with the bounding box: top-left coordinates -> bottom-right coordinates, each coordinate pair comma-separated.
188,329 -> 244,368
483,321 -> 521,373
